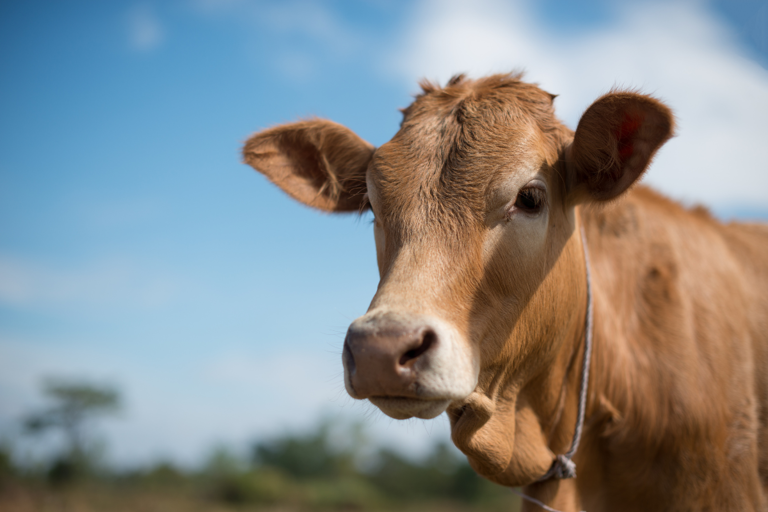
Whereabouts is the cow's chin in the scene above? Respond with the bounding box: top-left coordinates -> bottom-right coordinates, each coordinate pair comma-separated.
369,396 -> 452,420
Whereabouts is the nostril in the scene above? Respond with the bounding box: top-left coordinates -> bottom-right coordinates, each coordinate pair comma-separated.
343,340 -> 356,375
399,329 -> 437,366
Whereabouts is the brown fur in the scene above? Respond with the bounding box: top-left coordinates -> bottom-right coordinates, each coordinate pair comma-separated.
243,73 -> 768,511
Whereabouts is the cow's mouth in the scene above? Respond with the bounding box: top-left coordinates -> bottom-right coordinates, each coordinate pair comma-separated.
369,396 -> 452,420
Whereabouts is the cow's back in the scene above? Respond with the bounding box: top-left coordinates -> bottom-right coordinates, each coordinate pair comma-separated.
720,220 -> 768,490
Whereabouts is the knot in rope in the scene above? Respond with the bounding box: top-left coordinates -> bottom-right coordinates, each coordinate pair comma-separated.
516,227 -> 594,512
551,454 -> 577,479
536,226 -> 593,484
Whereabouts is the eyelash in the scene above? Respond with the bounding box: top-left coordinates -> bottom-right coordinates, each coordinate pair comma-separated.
506,186 -> 546,219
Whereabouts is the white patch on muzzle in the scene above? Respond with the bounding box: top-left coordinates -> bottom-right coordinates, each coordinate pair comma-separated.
343,309 -> 479,420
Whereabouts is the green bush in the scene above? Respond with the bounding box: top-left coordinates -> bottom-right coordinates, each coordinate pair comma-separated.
210,467 -> 293,505
0,445 -> 15,490
253,421 -> 358,480
302,476 -> 384,509
142,461 -> 186,487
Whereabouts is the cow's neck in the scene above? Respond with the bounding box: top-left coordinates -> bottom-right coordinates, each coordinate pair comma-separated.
557,201 -> 696,510
510,217 -> 640,510
454,225 -> 592,490
536,227 -> 594,482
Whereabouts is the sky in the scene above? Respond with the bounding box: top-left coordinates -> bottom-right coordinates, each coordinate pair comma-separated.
1,0 -> 767,467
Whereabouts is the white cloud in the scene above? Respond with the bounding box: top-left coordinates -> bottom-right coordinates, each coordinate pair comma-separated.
191,0 -> 362,82
0,255 -> 180,311
192,0 -> 247,12
280,2 -> 362,54
271,50 -> 318,83
204,350 -> 343,405
388,0 -> 768,209
127,3 -> 164,52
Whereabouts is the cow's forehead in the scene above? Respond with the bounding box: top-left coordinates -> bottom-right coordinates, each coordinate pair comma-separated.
367,73 -> 570,233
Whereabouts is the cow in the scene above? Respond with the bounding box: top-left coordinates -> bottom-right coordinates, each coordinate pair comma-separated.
243,73 -> 768,511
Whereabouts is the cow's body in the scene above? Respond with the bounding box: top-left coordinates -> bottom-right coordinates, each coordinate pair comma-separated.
573,188 -> 768,510
244,73 -> 768,510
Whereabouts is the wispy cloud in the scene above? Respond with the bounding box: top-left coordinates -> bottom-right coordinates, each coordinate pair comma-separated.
192,0 -> 247,12
0,255 -> 180,311
260,1 -> 361,54
388,0 -> 768,209
203,350 -> 345,417
127,3 -> 164,52
191,0 -> 363,83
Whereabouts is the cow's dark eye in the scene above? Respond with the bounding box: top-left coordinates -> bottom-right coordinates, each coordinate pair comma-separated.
514,186 -> 545,213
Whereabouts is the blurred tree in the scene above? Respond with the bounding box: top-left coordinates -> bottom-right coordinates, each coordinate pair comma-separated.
424,442 -> 460,474
0,443 -> 15,489
140,461 -> 187,488
248,419 -> 515,508
23,378 -> 120,483
252,420 -> 357,480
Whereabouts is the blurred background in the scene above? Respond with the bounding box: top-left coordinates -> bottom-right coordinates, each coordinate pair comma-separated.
1,0 -> 766,509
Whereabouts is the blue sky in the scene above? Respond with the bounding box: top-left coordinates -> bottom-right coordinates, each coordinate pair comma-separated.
1,0 -> 767,466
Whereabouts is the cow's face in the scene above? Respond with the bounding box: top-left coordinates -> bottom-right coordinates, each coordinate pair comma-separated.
245,73 -> 673,485
345,78 -> 576,423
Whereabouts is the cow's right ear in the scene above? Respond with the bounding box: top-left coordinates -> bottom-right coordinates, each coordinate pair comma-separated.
243,119 -> 374,212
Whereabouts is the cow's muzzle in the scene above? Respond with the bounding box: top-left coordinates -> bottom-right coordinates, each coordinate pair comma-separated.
342,310 -> 478,420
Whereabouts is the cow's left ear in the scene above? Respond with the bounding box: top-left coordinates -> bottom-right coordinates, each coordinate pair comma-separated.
567,92 -> 674,203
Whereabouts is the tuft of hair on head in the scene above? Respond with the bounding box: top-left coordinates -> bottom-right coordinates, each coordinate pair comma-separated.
398,105 -> 413,127
446,73 -> 467,87
418,78 -> 438,94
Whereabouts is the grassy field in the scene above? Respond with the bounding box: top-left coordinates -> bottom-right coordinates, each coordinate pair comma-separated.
2,409 -> 523,512
0,479 -> 522,512
0,428 -> 522,512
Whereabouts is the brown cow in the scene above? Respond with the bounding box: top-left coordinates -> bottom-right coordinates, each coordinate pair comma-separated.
244,73 -> 768,511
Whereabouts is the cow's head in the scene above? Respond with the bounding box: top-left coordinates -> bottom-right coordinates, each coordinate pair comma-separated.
244,73 -> 673,485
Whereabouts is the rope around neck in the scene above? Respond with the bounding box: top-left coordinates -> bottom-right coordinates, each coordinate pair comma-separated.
512,227 -> 593,511
537,226 -> 593,482
511,488 -> 583,512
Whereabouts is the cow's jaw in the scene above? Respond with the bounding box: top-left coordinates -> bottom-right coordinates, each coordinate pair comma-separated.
342,308 -> 479,419
367,397 -> 449,421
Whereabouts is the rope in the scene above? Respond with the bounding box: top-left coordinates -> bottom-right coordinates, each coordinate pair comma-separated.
511,488 -> 586,512
536,226 -> 593,483
512,228 -> 593,512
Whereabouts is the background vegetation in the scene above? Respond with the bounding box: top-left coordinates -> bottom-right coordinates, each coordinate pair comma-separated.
0,379 -> 521,511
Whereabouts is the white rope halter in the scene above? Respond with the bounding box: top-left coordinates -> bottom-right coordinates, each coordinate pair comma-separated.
537,226 -> 594,482
513,226 -> 593,511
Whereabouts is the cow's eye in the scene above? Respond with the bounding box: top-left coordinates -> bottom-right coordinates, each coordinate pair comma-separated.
513,186 -> 545,214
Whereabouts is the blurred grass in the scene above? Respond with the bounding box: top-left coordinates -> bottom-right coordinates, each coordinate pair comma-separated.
0,421 -> 522,512
0,477 -> 520,512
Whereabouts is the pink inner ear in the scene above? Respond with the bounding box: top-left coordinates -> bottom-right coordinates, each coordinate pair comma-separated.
615,112 -> 644,162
